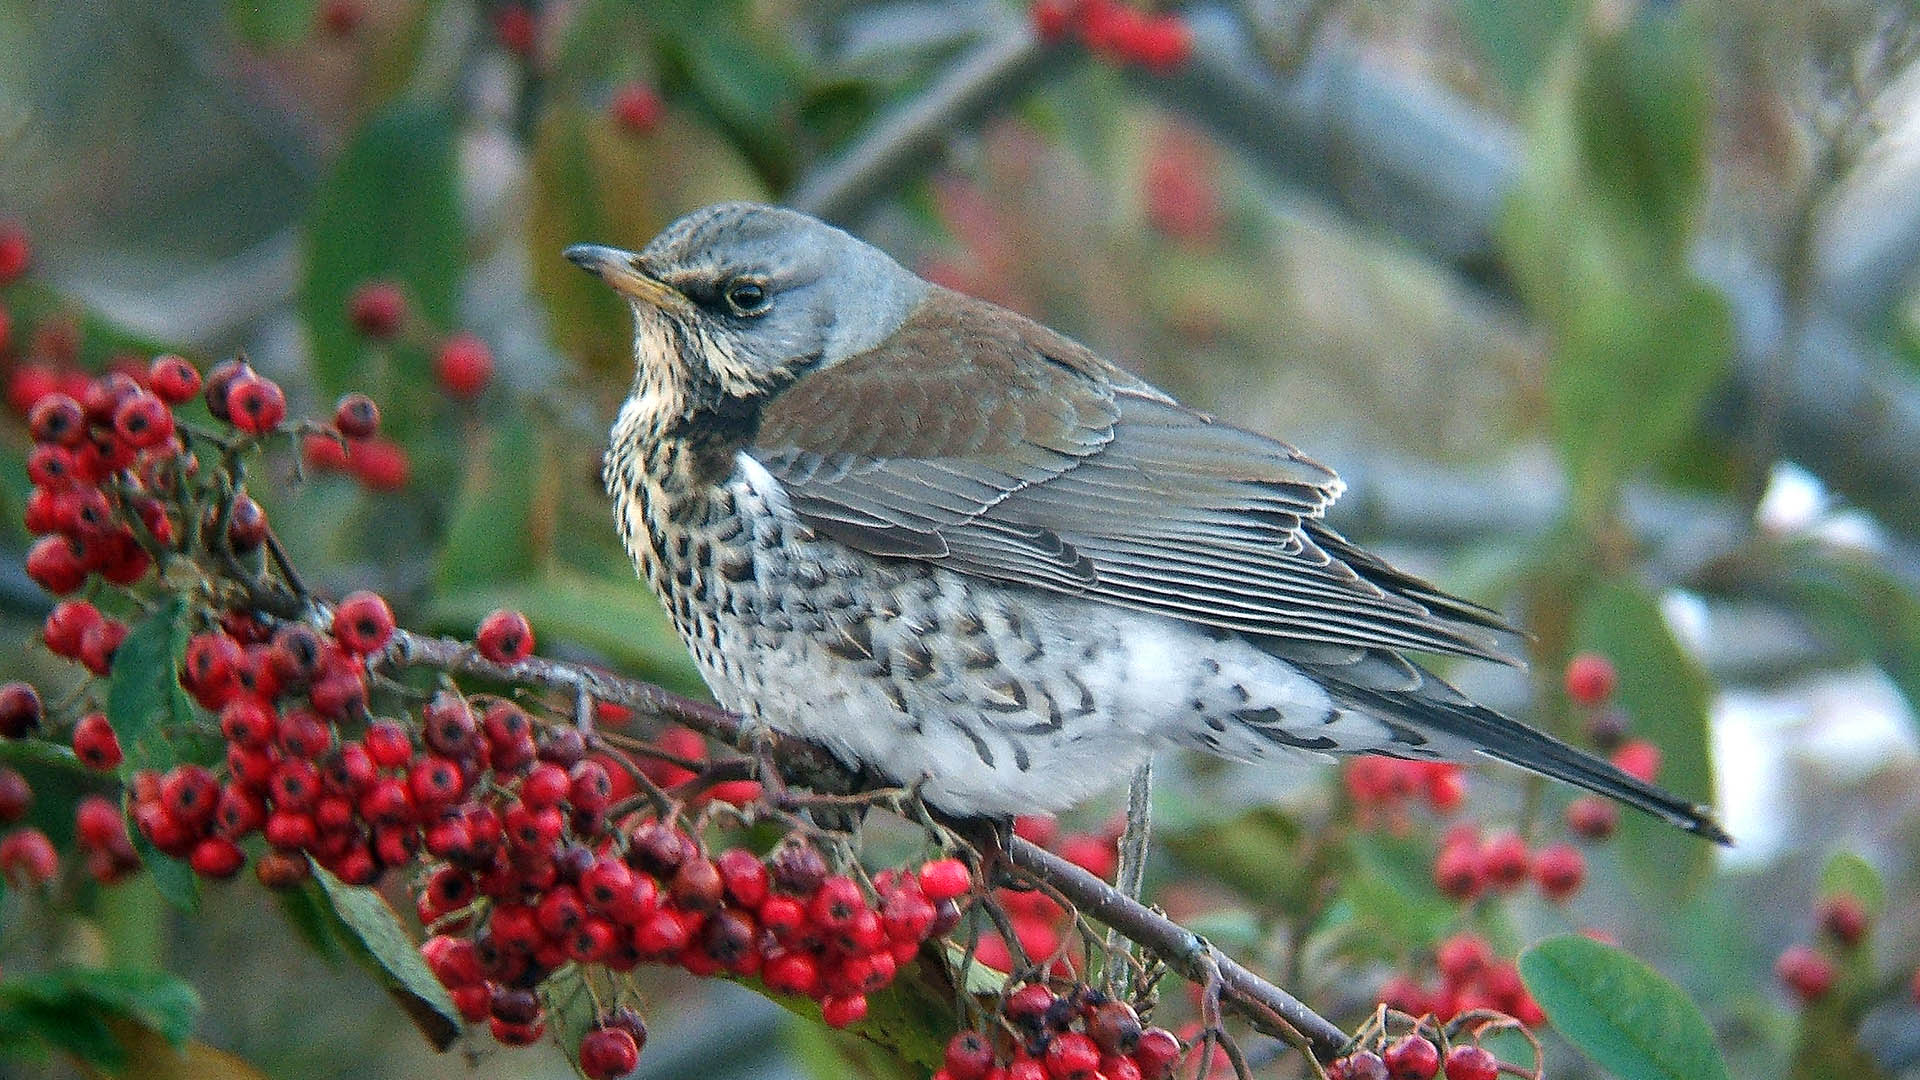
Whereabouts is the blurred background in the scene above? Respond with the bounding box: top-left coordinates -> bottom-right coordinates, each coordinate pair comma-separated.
1,0 -> 1919,1077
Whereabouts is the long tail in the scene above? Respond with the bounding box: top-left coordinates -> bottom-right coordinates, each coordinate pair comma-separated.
1278,646 -> 1732,844
1414,693 -> 1730,844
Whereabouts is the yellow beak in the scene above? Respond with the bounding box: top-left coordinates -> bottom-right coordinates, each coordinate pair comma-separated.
563,245 -> 691,313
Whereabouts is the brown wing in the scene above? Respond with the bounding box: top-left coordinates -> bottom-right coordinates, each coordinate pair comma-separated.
752,289 -> 1517,662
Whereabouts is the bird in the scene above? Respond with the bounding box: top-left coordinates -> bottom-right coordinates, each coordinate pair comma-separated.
566,202 -> 1728,844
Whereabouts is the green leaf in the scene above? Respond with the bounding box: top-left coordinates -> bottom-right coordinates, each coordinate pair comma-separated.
1817,852 -> 1884,918
309,863 -> 460,1050
300,99 -> 460,408
227,0 -> 318,46
1574,580 -> 1717,902
1550,271 -> 1731,519
0,968 -> 202,1069
428,570 -> 705,696
1160,807 -> 1322,914
126,806 -> 201,913
1332,832 -> 1456,952
1572,12 -> 1711,247
433,415 -> 547,590
1779,546 -> 1920,728
648,0 -> 803,188
1519,935 -> 1729,1080
103,596 -> 193,769
1457,0 -> 1581,97
273,882 -> 347,962
525,98 -> 764,377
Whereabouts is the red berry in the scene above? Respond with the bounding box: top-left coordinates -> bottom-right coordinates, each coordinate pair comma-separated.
318,0 -> 365,34
0,827 -> 58,885
1044,1031 -> 1101,1080
364,719 -> 412,767
1817,893 -> 1869,949
147,355 -> 202,404
26,535 -> 87,595
610,83 -> 665,135
1477,832 -> 1530,891
1436,933 -> 1490,984
1132,1027 -> 1180,1080
0,683 -> 44,739
347,281 -> 407,339
1564,653 -> 1617,706
763,950 -> 819,996
74,793 -> 123,848
945,1031 -> 995,1080
28,393 -> 86,446
112,392 -> 175,449
1031,0 -> 1072,40
77,618 -> 129,676
1333,1051 -> 1389,1080
1383,1034 -> 1439,1080
0,221 -> 30,283
1433,839 -> 1480,900
819,993 -> 867,1028
1565,796 -> 1619,841
225,374 -> 286,434
348,437 -> 410,491
1085,1000 -> 1142,1055
579,1026 -> 641,1079
1610,739 -> 1661,784
189,836 -> 246,879
225,494 -> 268,552
716,847 -> 770,909
1442,1045 -> 1498,1080
72,711 -> 122,770
768,840 -> 828,894
1533,842 -> 1586,902
332,392 -> 379,438
918,857 -> 972,901
0,769 -> 31,824
494,5 -> 535,55
476,608 -> 534,664
434,332 -> 493,397
333,590 -> 396,655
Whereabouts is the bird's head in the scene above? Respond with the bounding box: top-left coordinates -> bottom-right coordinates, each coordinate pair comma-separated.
565,203 -> 929,410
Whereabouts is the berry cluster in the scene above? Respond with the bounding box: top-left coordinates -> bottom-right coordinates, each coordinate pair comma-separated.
1327,1037 -> 1501,1080
938,984 -> 1183,1080
1774,890 -> 1873,1006
1377,932 -> 1546,1028
423,839 -> 971,1064
343,279 -> 495,399
1431,825 -> 1586,907
1029,1 -> 1194,72
1345,759 -> 1467,822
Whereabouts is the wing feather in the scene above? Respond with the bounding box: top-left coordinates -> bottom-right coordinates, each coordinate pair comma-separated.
752,289 -> 1519,663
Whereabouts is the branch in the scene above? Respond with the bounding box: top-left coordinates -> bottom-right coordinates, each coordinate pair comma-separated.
788,29 -> 1060,225
1007,833 -> 1351,1063
368,623 -> 1354,1064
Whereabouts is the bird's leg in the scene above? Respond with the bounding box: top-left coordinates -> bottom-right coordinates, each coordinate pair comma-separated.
1104,760 -> 1154,997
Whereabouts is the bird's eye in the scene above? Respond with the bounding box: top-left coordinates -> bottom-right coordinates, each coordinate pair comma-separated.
724,278 -> 769,315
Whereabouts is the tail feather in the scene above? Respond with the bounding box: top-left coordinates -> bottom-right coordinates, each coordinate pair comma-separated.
1424,697 -> 1730,844
1293,651 -> 1732,844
